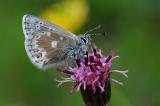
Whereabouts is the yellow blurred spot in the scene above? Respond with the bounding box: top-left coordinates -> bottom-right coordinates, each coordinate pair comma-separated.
40,0 -> 89,32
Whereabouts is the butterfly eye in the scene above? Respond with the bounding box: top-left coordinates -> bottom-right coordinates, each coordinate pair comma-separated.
82,38 -> 87,44
80,36 -> 88,44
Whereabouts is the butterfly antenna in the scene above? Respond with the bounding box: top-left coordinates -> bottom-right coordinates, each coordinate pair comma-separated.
89,32 -> 107,36
84,25 -> 101,35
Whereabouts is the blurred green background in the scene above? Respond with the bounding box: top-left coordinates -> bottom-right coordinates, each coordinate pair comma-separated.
0,0 -> 160,106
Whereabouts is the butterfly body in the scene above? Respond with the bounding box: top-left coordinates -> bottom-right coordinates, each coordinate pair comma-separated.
22,15 -> 90,69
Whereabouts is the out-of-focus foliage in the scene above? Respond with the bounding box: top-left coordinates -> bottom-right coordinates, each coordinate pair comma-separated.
0,0 -> 160,106
40,0 -> 89,32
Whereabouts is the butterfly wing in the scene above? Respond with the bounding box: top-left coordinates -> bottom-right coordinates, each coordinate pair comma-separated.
22,15 -> 78,69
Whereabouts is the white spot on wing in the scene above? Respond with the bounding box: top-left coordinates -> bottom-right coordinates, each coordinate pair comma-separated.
60,37 -> 63,40
47,32 -> 51,36
51,41 -> 58,48
42,51 -> 47,58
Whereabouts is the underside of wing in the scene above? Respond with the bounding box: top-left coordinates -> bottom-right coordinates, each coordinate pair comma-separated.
22,15 -> 77,39
22,15 -> 77,69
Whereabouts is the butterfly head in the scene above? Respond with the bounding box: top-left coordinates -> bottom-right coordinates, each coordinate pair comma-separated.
80,34 -> 91,45
66,34 -> 91,60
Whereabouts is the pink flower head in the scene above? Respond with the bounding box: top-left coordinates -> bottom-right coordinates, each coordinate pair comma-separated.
56,44 -> 128,93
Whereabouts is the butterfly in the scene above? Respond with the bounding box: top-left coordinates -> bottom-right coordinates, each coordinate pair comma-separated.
22,15 -> 100,69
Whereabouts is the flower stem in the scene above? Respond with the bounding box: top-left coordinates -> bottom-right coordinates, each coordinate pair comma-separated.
80,80 -> 111,106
